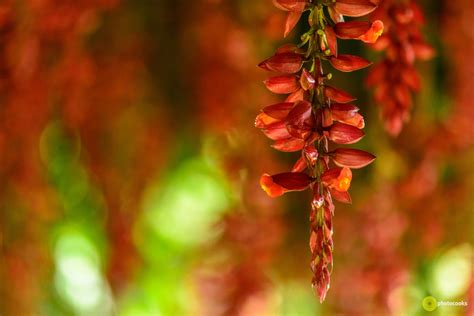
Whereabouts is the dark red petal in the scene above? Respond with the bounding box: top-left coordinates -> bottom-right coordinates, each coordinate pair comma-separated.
321,167 -> 343,184
325,26 -> 338,56
331,103 -> 359,113
313,266 -> 331,303
284,10 -> 303,37
328,7 -> 345,23
322,107 -> 333,127
273,0 -> 307,11
303,145 -> 319,166
300,69 -> 316,91
309,229 -> 324,255
330,103 -> 359,124
324,85 -> 356,103
285,100 -> 314,138
401,66 -> 421,91
365,62 -> 387,87
329,54 -> 372,72
262,102 -> 294,119
412,41 -> 435,60
334,0 -> 377,17
334,21 -> 371,39
371,34 -> 390,51
291,156 -> 307,172
331,106 -> 365,128
394,84 -> 411,109
286,88 -> 306,102
272,172 -> 312,191
259,52 -> 303,73
262,121 -> 292,140
332,148 -> 375,168
328,122 -> 365,144
272,137 -> 305,152
329,188 -> 352,204
264,75 -> 299,94
272,0 -> 290,10
276,43 -> 298,54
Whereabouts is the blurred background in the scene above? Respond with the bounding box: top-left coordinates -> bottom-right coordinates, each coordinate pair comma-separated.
0,0 -> 472,315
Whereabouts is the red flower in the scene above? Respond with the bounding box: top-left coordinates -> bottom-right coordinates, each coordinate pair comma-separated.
258,0 -> 378,302
260,172 -> 312,197
366,0 -> 434,136
334,20 -> 384,43
322,167 -> 353,192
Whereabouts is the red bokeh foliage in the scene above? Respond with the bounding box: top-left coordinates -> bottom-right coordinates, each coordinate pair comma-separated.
366,0 -> 434,136
0,1 -> 170,313
190,1 -> 285,315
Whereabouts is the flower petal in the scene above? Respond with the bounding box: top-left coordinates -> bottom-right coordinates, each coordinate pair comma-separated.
325,26 -> 338,56
285,88 -> 306,102
300,69 -> 316,91
260,172 -> 312,197
329,54 -> 372,72
321,167 -> 343,184
358,20 -> 384,43
262,102 -> 294,119
291,156 -> 307,172
271,137 -> 305,152
330,104 -> 365,128
334,21 -> 371,39
285,100 -> 314,138
284,10 -> 303,37
259,52 -> 303,73
260,174 -> 286,197
324,85 -> 356,103
329,188 -> 352,203
401,66 -> 420,91
273,0 -> 307,11
264,75 -> 299,94
255,112 -> 279,128
334,0 -> 377,17
262,121 -> 292,140
332,148 -> 375,168
328,7 -> 345,23
328,122 -> 365,144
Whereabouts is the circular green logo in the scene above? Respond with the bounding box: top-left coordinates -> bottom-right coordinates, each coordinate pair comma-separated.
422,296 -> 438,311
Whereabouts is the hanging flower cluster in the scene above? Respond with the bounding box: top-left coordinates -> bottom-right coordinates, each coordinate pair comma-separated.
366,0 -> 434,136
256,0 -> 382,302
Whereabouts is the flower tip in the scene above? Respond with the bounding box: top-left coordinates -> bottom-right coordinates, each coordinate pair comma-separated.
336,167 -> 352,192
337,176 -> 351,191
360,20 -> 384,43
259,173 -> 284,198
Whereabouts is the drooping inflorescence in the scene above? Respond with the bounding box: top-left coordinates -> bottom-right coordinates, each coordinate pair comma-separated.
366,0 -> 434,136
256,0 -> 382,302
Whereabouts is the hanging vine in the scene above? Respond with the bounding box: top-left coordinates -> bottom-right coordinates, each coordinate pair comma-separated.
256,0 -> 383,302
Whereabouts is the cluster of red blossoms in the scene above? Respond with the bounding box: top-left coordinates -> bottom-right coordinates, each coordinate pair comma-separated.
256,0 -> 383,302
367,0 -> 434,136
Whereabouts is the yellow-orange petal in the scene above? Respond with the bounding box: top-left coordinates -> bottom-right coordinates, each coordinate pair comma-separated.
359,20 -> 384,44
336,167 -> 352,192
260,174 -> 285,197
